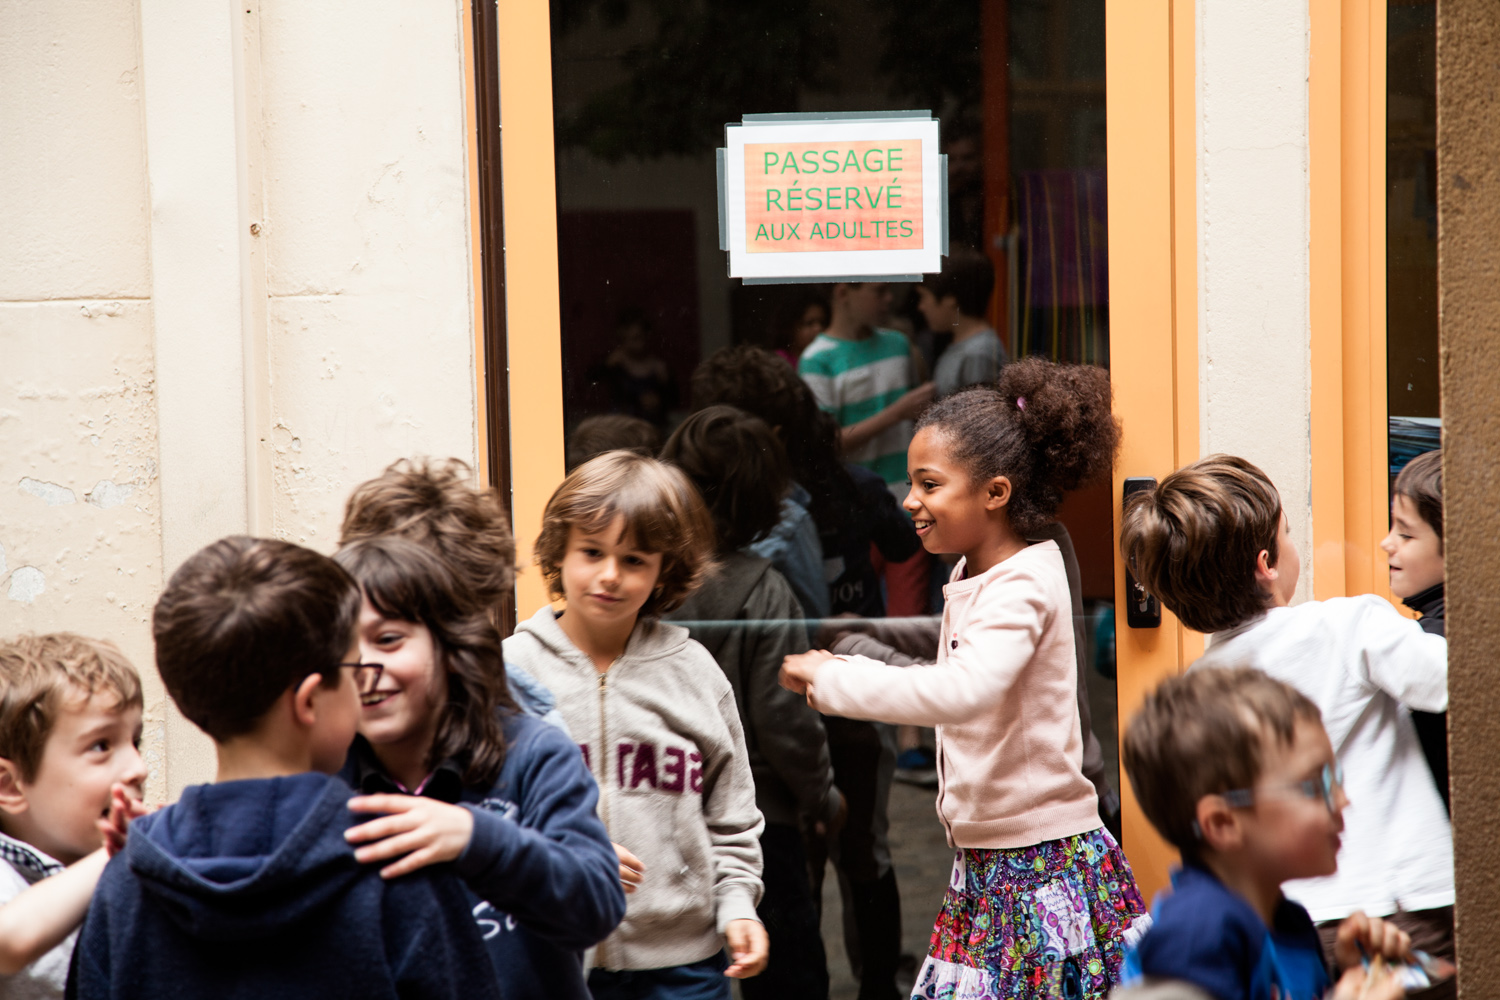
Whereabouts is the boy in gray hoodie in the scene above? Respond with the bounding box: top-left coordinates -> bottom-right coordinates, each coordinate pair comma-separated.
661,406 -> 842,1000
504,451 -> 767,999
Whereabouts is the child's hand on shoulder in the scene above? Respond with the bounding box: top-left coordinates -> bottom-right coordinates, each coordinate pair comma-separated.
723,918 -> 769,979
779,649 -> 835,696
345,794 -> 475,878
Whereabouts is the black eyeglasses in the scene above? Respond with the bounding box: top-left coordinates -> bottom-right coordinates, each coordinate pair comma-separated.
338,662 -> 384,696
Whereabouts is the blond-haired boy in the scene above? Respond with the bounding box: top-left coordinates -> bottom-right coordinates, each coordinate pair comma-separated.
0,633 -> 146,998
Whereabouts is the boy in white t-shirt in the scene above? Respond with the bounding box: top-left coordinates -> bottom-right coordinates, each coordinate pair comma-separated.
1120,454 -> 1453,985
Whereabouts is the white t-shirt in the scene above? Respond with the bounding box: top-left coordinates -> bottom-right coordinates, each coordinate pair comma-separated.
0,835 -> 72,999
1194,595 -> 1452,922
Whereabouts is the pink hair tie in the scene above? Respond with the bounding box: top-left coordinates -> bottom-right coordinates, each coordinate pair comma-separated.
1016,396 -> 1027,411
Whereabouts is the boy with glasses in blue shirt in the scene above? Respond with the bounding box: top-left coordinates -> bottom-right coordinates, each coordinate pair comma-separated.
1120,666 -> 1417,1000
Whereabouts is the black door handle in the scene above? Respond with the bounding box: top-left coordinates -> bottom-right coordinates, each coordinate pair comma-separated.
1122,477 -> 1162,629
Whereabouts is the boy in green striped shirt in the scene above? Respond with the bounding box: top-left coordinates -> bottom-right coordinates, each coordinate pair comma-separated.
797,283 -> 935,496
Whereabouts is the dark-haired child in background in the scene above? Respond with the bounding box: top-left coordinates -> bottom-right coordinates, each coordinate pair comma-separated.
691,345 -> 918,1000
763,287 -> 829,369
567,415 -> 661,472
782,358 -> 1148,998
916,248 -> 1008,400
1381,448 -> 1448,811
799,282 -> 935,620
662,405 -> 843,1000
597,308 -> 679,429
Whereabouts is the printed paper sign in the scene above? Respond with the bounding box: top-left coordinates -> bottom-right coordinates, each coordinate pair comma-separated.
722,114 -> 943,282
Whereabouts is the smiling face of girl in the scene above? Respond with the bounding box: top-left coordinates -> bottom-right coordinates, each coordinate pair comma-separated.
355,598 -> 448,763
903,426 -> 1026,575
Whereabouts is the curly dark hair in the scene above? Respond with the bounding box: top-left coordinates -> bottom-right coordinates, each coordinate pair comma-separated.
690,345 -> 857,533
661,405 -> 791,554
916,357 -> 1120,533
335,536 -> 517,788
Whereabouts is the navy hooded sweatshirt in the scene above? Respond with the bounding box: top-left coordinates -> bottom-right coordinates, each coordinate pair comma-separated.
342,710 -> 625,1000
67,771 -> 504,1000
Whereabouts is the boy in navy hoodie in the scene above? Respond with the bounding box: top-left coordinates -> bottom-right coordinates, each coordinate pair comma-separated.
68,536 -> 505,1000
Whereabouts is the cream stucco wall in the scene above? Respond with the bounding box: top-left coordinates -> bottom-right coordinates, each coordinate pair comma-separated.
1,0 -> 481,800
1197,0 -> 1315,602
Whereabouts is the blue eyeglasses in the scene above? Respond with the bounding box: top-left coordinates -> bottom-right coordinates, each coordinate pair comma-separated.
1221,761 -> 1346,814
1194,762 -> 1345,839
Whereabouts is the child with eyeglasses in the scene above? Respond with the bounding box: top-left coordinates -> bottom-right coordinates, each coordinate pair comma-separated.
72,537 -> 506,1000
333,535 -> 626,1000
1120,667 -> 1416,1000
1122,456 -> 1453,991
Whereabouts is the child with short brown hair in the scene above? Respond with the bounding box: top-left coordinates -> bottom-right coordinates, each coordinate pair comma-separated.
1382,448 -> 1448,811
0,633 -> 146,997
72,536 -> 504,1000
1121,666 -> 1415,1000
505,451 -> 768,998
1122,455 -> 1453,978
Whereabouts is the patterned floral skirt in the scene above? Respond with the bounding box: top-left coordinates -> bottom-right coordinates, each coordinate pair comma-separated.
912,828 -> 1151,1000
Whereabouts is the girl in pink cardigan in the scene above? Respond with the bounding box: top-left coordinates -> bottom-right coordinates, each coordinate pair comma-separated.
781,358 -> 1148,999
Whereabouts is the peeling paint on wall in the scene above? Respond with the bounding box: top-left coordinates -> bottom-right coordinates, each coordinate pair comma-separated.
85,479 -> 136,509
7,567 -> 45,603
19,477 -> 77,505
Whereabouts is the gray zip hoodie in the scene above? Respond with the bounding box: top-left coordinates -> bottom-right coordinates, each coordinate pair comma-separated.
504,606 -> 765,971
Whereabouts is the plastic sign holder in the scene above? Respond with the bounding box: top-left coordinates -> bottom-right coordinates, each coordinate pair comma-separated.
718,110 -> 948,285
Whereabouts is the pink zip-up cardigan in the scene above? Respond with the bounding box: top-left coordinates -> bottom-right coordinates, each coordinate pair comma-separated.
808,540 -> 1100,849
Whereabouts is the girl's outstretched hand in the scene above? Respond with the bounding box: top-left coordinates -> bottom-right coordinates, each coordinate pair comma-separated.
614,842 -> 646,893
345,794 -> 475,879
779,649 -> 835,696
723,918 -> 769,978
96,783 -> 149,857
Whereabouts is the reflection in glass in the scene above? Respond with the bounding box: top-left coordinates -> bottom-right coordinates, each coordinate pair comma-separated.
1386,0 -> 1439,477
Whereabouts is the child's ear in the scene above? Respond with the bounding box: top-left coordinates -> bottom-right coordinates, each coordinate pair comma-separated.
290,673 -> 329,729
1195,795 -> 1243,853
1254,548 -> 1279,591
984,476 -> 1013,511
0,758 -> 30,816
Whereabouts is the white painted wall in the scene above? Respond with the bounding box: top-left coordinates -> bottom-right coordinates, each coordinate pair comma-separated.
0,0 -> 481,799
1197,0 -> 1315,602
0,0 -> 171,787
258,1 -> 481,549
